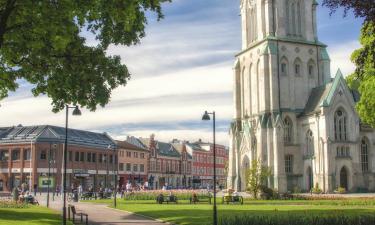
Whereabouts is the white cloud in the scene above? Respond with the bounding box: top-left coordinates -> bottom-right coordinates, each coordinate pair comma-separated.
328,41 -> 360,77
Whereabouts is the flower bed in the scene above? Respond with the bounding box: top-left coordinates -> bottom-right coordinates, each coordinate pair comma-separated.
0,200 -> 28,208
124,190 -> 210,201
220,214 -> 375,225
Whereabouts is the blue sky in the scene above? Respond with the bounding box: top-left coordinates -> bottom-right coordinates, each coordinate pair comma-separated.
0,0 -> 364,145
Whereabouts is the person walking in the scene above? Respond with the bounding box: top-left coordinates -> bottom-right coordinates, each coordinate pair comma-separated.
33,184 -> 37,196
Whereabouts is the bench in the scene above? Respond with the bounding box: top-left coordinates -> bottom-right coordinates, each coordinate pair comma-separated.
189,195 -> 212,204
222,196 -> 243,205
156,195 -> 178,204
68,204 -> 88,225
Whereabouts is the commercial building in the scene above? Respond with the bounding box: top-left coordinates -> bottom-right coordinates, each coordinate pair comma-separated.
0,125 -> 117,192
117,137 -> 149,187
140,135 -> 192,189
186,140 -> 228,189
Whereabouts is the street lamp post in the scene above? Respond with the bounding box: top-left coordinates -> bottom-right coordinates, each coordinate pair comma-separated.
109,145 -> 117,208
202,111 -> 217,225
62,105 -> 81,225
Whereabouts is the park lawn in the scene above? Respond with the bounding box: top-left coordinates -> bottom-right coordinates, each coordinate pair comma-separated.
86,199 -> 375,225
0,206 -> 72,225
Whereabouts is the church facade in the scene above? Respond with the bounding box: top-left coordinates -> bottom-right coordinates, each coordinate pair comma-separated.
227,0 -> 375,193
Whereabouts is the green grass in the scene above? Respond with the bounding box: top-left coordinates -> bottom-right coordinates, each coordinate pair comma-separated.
0,206 -> 72,225
85,198 -> 375,225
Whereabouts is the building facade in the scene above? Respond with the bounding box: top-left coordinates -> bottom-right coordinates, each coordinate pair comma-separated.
0,125 -> 117,192
117,137 -> 149,187
187,141 -> 228,189
228,0 -> 375,193
140,135 -> 192,189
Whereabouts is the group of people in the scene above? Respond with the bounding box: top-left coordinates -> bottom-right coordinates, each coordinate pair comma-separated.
11,185 -> 37,204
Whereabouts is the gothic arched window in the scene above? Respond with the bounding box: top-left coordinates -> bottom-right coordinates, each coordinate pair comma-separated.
286,0 -> 303,37
334,109 -> 347,141
247,3 -> 257,45
306,130 -> 314,156
284,117 -> 293,144
294,58 -> 302,76
280,57 -> 289,76
308,59 -> 315,77
361,138 -> 369,172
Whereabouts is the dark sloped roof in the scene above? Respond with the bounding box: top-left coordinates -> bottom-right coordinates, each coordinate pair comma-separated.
139,138 -> 181,158
116,139 -> 148,151
303,83 -> 332,115
126,136 -> 148,150
0,125 -> 116,149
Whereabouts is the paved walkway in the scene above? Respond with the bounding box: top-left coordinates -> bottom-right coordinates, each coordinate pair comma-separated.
35,194 -> 167,225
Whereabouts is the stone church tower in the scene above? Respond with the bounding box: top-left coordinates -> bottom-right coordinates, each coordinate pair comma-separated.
228,0 -> 375,193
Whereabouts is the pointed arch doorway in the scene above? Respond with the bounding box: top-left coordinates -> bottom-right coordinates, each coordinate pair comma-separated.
241,155 -> 250,191
340,167 -> 348,190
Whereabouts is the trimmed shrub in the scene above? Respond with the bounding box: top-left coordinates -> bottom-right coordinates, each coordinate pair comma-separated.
123,190 -> 210,201
0,200 -> 28,208
220,214 -> 375,225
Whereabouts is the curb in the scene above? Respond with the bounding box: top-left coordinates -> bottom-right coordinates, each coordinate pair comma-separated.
105,206 -> 174,225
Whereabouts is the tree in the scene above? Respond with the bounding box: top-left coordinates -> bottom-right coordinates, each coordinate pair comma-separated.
0,0 -> 170,112
346,22 -> 375,127
245,159 -> 271,199
322,0 -> 375,22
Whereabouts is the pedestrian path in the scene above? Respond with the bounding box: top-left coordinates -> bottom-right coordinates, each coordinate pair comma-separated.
36,194 -> 167,225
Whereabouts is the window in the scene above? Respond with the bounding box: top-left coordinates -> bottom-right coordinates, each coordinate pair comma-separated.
140,164 -> 145,172
281,63 -> 287,75
334,109 -> 347,141
285,155 -> 293,173
126,163 -> 131,171
80,152 -> 84,162
92,153 -> 96,162
336,146 -> 350,157
87,153 -> 92,162
24,149 -> 31,160
157,160 -> 161,172
68,151 -> 73,161
133,152 -> 138,158
41,150 -> 47,160
119,163 -> 124,171
246,5 -> 257,44
284,117 -> 293,144
305,130 -> 314,156
11,149 -> 20,161
361,138 -> 369,172
133,164 -> 138,172
140,153 -> 145,159
103,154 -> 107,163
75,152 -> 79,161
286,0 -> 303,37
126,151 -> 131,157
295,64 -> 300,76
308,65 -> 314,77
0,150 -> 8,161
99,154 -> 103,163
109,155 -> 113,163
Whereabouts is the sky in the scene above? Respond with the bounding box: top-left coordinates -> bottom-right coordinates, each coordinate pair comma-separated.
0,0 -> 364,145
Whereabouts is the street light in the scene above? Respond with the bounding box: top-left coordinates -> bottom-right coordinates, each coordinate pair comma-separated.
202,110 -> 217,225
62,105 -> 81,225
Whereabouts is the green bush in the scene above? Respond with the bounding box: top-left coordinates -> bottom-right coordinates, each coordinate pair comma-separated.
260,185 -> 279,200
123,190 -> 210,201
311,183 -> 323,194
220,214 -> 375,225
335,187 -> 346,194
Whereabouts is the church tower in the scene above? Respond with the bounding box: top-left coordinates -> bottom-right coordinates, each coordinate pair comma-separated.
228,0 -> 332,192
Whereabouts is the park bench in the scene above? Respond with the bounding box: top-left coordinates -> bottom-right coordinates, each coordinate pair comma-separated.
156,195 -> 178,204
189,195 -> 212,204
80,192 -> 96,200
68,204 -> 89,225
222,196 -> 243,205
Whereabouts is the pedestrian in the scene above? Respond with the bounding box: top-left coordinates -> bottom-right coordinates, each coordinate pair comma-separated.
33,184 -> 37,196
56,185 -> 60,196
78,184 -> 83,196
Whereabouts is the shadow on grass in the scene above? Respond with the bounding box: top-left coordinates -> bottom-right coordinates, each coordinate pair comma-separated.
0,208 -> 62,225
115,207 -> 375,225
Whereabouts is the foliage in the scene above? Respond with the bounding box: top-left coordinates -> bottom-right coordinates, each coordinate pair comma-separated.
0,0 -> 170,112
292,186 -> 301,194
311,183 -> 323,194
220,214 -> 375,225
259,185 -> 279,200
0,200 -> 28,208
335,187 -> 347,194
346,22 -> 375,127
245,159 -> 271,199
123,190 -> 210,201
322,0 -> 375,22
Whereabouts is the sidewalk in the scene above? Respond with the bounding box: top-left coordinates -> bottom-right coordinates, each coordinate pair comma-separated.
36,194 -> 167,225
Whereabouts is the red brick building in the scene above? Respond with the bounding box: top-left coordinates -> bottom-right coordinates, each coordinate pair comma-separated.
117,137 -> 149,187
0,125 -> 117,192
140,135 -> 192,189
186,140 -> 229,189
